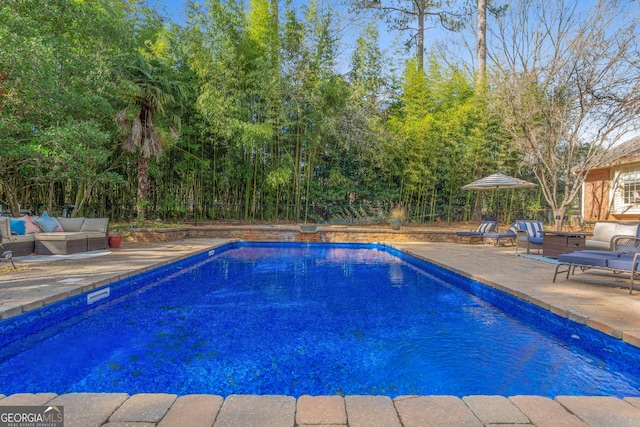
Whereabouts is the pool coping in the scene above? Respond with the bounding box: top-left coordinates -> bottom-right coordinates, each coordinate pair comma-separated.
3,237 -> 640,426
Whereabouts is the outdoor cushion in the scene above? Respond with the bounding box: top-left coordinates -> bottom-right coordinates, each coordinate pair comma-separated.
456,219 -> 496,237
529,236 -> 543,244
34,212 -> 62,233
482,222 -> 518,246
519,221 -> 544,238
80,218 -> 107,233
34,232 -> 87,255
23,215 -> 40,234
578,250 -> 624,256
456,231 -> 483,237
606,255 -> 640,272
614,224 -> 640,238
83,231 -> 108,239
591,222 -> 618,242
586,239 -> 612,250
477,221 -> 496,233
485,222 -> 518,237
56,217 -> 84,232
9,218 -> 26,235
557,251 -> 620,267
483,231 -> 515,239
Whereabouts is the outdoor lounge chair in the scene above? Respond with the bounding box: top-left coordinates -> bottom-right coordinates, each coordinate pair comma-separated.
553,236 -> 640,294
455,218 -> 497,244
482,222 -> 518,246
516,220 -> 544,254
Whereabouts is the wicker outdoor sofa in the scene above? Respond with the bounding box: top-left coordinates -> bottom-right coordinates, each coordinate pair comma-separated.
0,214 -> 109,256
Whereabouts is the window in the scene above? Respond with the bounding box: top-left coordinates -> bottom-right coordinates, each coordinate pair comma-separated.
622,166 -> 640,205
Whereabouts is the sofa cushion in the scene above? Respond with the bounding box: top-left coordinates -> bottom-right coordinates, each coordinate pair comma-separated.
34,212 -> 63,233
613,223 -> 639,238
34,232 -> 86,255
56,217 -> 84,232
591,222 -> 618,242
34,232 -> 86,242
83,232 -> 108,239
9,218 -> 26,235
80,218 -> 107,234
585,239 -> 611,250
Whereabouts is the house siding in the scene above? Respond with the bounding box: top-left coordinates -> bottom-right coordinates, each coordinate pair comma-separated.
583,168 -> 611,220
580,137 -> 640,222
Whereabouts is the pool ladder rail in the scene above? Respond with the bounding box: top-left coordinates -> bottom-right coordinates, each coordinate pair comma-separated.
0,243 -> 16,270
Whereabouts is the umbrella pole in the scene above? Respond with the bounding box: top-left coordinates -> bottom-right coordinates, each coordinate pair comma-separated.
495,187 -> 499,233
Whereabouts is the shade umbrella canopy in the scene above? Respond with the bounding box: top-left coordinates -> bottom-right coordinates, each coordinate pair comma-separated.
461,173 -> 537,232
461,173 -> 537,191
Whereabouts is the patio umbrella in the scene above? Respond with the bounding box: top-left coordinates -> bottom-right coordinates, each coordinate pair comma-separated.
461,173 -> 537,232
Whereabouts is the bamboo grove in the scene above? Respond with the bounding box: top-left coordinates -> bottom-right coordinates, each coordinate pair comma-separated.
1,0 -> 552,225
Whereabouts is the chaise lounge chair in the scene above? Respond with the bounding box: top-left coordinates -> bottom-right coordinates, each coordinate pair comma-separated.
456,218 -> 497,244
553,236 -> 640,294
482,222 -> 518,246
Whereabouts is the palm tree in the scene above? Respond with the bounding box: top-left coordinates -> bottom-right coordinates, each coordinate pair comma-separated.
116,53 -> 184,220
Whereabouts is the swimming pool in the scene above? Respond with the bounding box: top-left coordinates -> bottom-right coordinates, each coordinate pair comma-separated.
1,242 -> 639,397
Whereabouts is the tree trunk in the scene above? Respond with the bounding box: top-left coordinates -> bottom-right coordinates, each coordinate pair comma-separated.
417,1 -> 425,67
2,179 -> 21,217
137,155 -> 150,220
553,208 -> 565,231
476,0 -> 486,87
471,1 -> 488,222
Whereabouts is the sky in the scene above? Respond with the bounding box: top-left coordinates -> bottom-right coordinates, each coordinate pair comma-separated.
148,0 -> 190,25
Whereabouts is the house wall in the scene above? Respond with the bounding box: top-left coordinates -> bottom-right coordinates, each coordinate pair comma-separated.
583,168 -> 611,220
583,162 -> 640,221
580,138 -> 640,221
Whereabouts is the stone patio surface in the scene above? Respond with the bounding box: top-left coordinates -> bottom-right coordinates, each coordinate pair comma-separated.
1,235 -> 640,426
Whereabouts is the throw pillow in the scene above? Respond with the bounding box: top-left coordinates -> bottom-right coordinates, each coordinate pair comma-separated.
51,216 -> 64,232
23,215 -> 41,234
9,218 -> 26,235
34,212 -> 61,233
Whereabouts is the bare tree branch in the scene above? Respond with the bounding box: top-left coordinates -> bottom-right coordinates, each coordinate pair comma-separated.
490,0 -> 640,229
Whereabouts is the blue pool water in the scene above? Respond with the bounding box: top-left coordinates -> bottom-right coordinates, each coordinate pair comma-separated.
1,242 -> 640,397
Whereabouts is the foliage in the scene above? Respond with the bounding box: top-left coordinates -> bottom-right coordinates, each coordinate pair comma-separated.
389,205 -> 406,220
2,0 -> 602,226
115,51 -> 186,220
